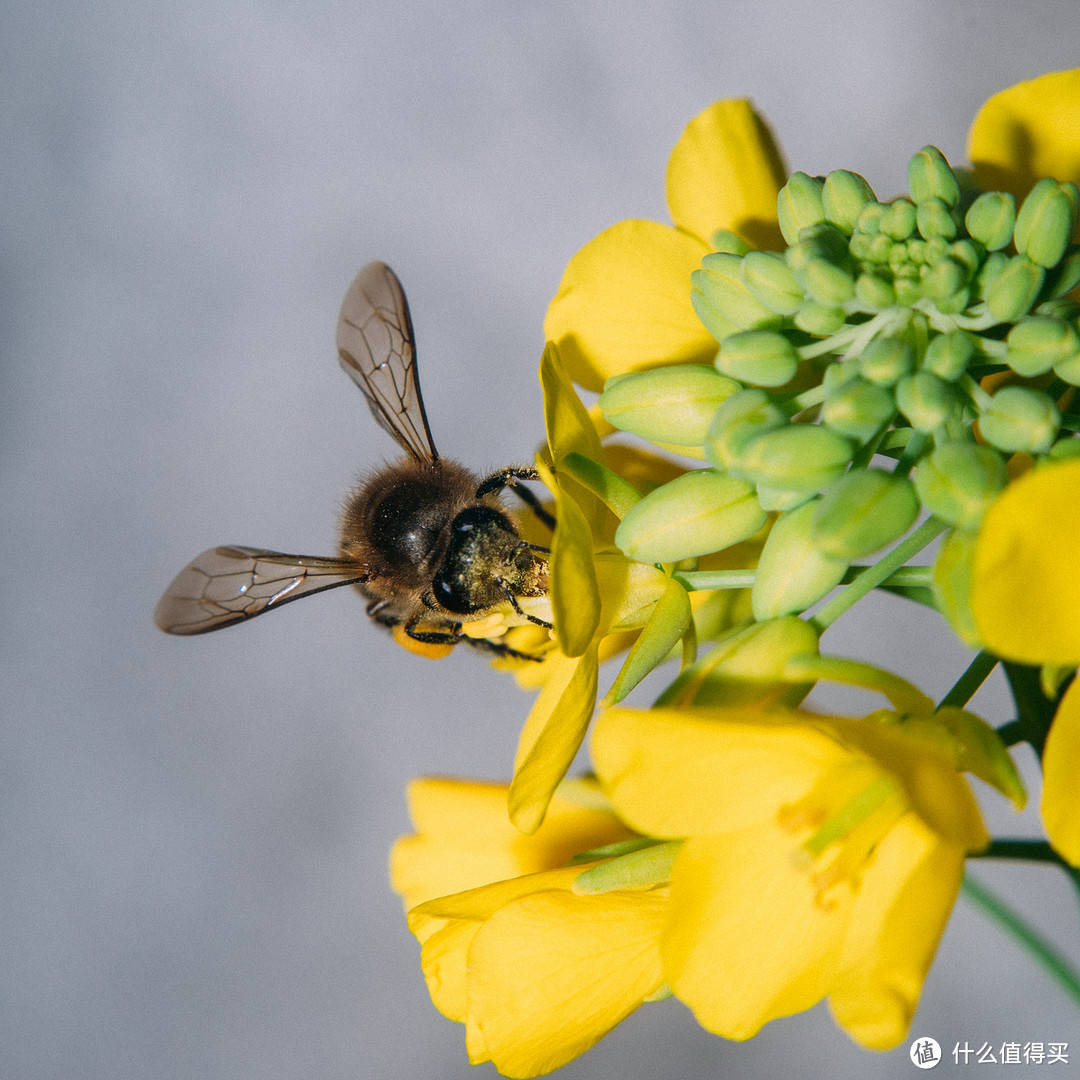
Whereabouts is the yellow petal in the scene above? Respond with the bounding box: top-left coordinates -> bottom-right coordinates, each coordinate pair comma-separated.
550,479 -> 601,657
664,828 -> 849,1039
592,706 -> 841,836
466,888 -> 667,1078
972,459 -> 1080,664
390,777 -> 636,910
544,220 -> 715,392
968,68 -> 1080,202
1043,677 -> 1080,865
510,644 -> 600,833
539,341 -> 604,465
830,815 -> 964,1049
667,100 -> 787,250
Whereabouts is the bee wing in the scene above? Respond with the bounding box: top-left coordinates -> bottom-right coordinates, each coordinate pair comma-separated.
336,261 -> 439,463
154,546 -> 369,635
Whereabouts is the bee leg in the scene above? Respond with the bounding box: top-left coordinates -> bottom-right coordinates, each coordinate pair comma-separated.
402,608 -> 463,646
500,584 -> 554,630
366,598 -> 396,624
463,635 -> 545,662
476,466 -> 556,531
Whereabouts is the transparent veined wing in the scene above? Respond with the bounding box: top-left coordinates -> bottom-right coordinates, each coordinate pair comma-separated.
154,546 -> 370,635
336,261 -> 439,463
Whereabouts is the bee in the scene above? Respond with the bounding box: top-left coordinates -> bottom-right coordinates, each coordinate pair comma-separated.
154,262 -> 553,660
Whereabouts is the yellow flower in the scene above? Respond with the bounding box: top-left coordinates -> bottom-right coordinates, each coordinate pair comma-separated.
968,67 -> 1080,207
971,458 -> 1080,666
389,776 -> 637,911
544,100 -> 787,391
392,777 -> 666,1078
592,705 -> 989,1049
1043,677 -> 1080,866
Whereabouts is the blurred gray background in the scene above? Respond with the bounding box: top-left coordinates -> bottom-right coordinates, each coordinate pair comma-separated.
4,2 -> 1080,1077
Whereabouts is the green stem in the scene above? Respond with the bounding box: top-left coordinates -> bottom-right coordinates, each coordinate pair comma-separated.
811,516 -> 947,631
937,649 -> 999,710
961,873 -> 1080,1009
1002,662 -> 1058,757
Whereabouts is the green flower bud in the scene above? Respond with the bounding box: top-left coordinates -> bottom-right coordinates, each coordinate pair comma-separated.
777,172 -> 827,245
689,280 -> 740,343
1005,316 -> 1080,377
614,469 -> 766,563
946,239 -> 984,278
978,385 -> 1060,454
821,377 -> 895,441
1042,246 -> 1080,300
751,500 -> 848,619
923,329 -> 975,381
812,469 -> 919,560
1048,436 -> 1080,461
1014,178 -> 1079,268
753,484 -> 815,513
920,257 -> 967,305
704,388 -> 787,470
880,198 -> 917,241
913,443 -> 1007,528
708,229 -> 753,255
740,251 -> 804,315
795,258 -> 855,307
822,169 -> 876,234
908,146 -> 961,207
965,191 -> 1016,251
894,277 -> 921,305
854,271 -> 897,310
855,201 -> 888,235
599,365 -> 741,446
850,232 -> 893,265
985,255 -> 1045,322
793,300 -> 846,335
716,329 -> 800,387
1052,329 -> 1080,385
734,424 -> 854,493
895,370 -> 957,432
933,529 -> 980,648
973,250 -> 1010,301
859,337 -> 915,386
786,223 -> 849,272
693,253 -> 783,331
916,197 -> 959,241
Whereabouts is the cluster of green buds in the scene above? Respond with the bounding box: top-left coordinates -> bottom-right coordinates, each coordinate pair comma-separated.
601,146 -> 1080,620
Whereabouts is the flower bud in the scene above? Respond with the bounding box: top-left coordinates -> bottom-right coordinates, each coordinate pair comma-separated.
1005,317 -> 1080,377
854,271 -> 897,310
693,253 -> 782,331
1014,178 -> 1079,268
895,370 -> 957,432
859,337 -> 915,386
920,257 -> 967,305
777,171 -> 827,245
689,280 -> 739,343
793,300 -> 846,335
907,145 -> 961,207
733,424 -> 854,493
932,528 -> 980,647
985,255 -> 1045,322
795,258 -> 855,308
1043,246 -> 1080,300
965,191 -> 1016,251
916,197 -> 959,241
821,377 -> 895,442
972,250 -> 1009,301
740,251 -> 804,315
978,386 -> 1060,454
812,469 -> 919,560
1047,437 -> 1080,461
599,365 -> 741,446
913,443 -> 1007,528
1052,332 -> 1080,386
708,228 -> 753,255
751,500 -> 848,618
715,329 -> 800,387
880,198 -> 917,241
855,201 -> 888,235
704,388 -> 787,469
923,329 -> 975,381
947,239 -> 983,278
822,169 -> 876,234
614,469 -> 766,563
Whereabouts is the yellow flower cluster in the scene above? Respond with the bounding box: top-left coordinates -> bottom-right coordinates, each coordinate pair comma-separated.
391,69 -> 1080,1077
